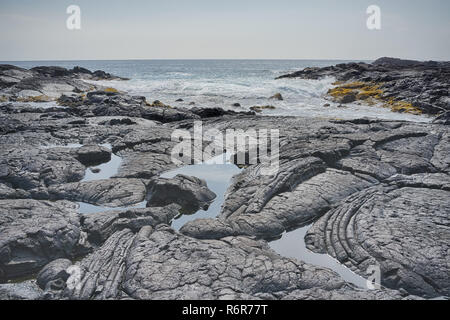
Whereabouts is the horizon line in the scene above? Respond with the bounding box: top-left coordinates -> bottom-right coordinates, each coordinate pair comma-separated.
0,58 -> 376,63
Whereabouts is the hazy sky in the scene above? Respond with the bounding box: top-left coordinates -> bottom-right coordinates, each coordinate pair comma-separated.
1,0 -> 449,61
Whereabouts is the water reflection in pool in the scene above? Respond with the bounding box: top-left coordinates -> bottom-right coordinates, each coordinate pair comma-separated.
270,225 -> 369,289
161,157 -> 242,230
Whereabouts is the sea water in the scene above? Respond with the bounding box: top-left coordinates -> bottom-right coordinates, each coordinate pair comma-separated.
3,59 -> 431,122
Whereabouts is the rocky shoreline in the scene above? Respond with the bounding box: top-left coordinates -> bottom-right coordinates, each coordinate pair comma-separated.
277,57 -> 450,123
0,61 -> 449,300
0,64 -> 129,103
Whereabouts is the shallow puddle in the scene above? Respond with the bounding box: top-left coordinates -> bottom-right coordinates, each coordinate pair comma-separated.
270,225 -> 369,289
75,143 -> 127,213
81,153 -> 122,182
160,154 -> 242,230
75,149 -> 242,230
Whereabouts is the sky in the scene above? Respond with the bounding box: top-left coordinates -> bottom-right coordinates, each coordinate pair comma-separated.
0,0 -> 449,61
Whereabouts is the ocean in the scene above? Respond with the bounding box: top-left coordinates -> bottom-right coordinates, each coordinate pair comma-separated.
3,59 -> 431,122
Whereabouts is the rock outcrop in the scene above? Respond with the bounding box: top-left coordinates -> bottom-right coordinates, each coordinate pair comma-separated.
43,178 -> 148,208
305,183 -> 450,298
0,200 -> 86,281
36,259 -> 73,290
277,57 -> 450,117
61,225 -> 409,300
147,175 -> 216,214
0,65 -> 128,103
173,116 -> 449,299
0,281 -> 43,300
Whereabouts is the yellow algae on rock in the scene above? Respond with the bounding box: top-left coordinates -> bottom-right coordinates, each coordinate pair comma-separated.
328,87 -> 354,98
339,81 -> 366,89
150,100 -> 172,108
327,81 -> 422,115
104,87 -> 119,93
384,99 -> 422,115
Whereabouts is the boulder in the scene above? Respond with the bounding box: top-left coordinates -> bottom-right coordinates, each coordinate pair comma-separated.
36,259 -> 73,290
147,175 -> 216,214
75,145 -> 112,167
340,93 -> 357,104
269,93 -> 284,101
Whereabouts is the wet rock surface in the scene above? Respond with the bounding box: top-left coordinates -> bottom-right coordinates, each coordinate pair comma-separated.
0,64 -> 448,300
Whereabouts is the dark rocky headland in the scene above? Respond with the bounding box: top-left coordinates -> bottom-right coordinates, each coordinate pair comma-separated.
0,59 -> 448,300
278,57 -> 450,122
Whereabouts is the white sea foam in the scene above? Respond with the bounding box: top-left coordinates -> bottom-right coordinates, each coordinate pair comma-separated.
80,60 -> 431,123
90,76 -> 431,123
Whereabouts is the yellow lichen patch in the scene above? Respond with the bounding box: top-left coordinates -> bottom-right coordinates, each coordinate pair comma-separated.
327,87 -> 354,98
384,99 -> 422,115
0,95 -> 8,102
356,84 -> 383,100
104,87 -> 119,93
150,100 -> 172,108
329,81 -> 382,100
327,81 -> 423,115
